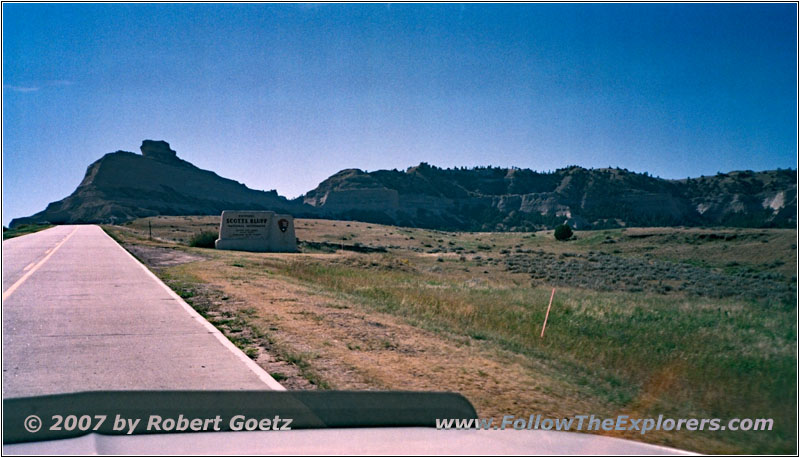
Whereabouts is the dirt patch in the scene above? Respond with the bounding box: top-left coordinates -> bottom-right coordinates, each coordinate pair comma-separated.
125,244 -> 206,268
195,259 -> 588,417
299,240 -> 388,253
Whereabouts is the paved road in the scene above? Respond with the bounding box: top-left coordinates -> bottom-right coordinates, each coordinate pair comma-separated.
2,225 -> 283,398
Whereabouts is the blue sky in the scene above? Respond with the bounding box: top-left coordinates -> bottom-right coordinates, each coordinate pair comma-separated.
2,3 -> 797,226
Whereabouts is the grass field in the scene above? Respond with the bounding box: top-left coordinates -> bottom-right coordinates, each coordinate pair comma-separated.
2,223 -> 53,240
104,216 -> 797,454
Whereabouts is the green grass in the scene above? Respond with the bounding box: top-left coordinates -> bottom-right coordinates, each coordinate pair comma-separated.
244,347 -> 259,359
270,372 -> 289,382
269,256 -> 796,454
2,224 -> 54,240
280,350 -> 330,388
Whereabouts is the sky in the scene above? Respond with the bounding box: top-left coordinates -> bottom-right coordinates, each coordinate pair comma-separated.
2,3 -> 797,226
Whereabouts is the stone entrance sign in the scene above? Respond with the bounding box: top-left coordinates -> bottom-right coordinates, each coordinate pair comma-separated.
215,210 -> 297,252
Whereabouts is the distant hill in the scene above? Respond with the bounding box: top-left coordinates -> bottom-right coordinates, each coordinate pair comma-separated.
303,163 -> 796,230
10,140 -> 312,227
10,141 -> 797,230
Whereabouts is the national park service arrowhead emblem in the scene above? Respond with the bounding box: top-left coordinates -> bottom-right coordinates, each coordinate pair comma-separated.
278,218 -> 289,233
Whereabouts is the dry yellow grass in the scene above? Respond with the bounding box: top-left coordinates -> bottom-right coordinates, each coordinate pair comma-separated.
105,216 -> 797,454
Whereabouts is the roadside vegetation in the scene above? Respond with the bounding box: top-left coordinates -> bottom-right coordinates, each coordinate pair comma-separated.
188,230 -> 218,248
2,223 -> 53,240
104,216 -> 796,454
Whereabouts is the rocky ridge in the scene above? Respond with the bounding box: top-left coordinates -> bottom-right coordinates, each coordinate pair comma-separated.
10,141 -> 796,231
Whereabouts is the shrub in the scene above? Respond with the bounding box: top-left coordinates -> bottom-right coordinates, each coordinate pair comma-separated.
245,347 -> 259,359
554,224 -> 573,241
270,372 -> 288,382
189,231 -> 218,248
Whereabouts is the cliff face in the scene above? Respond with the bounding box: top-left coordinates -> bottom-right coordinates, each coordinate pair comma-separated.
10,142 -> 796,231
301,164 -> 796,231
10,141 -> 311,227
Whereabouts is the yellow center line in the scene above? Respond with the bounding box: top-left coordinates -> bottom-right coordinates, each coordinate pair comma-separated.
22,262 -> 35,271
3,227 -> 79,301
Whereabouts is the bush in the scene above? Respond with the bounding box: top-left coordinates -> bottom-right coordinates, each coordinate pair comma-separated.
189,231 -> 218,248
554,224 -> 573,241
